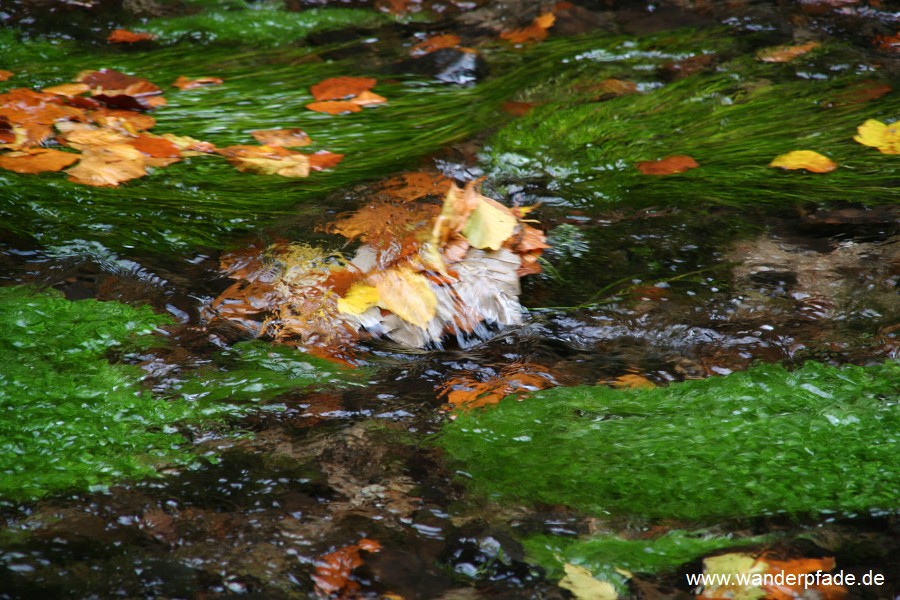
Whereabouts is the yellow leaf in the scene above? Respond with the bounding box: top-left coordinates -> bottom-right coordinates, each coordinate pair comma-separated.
559,563 -> 618,600
769,150 -> 837,173
337,283 -> 380,315
698,553 -> 768,600
853,119 -> 900,154
462,197 -> 517,250
373,268 -> 437,327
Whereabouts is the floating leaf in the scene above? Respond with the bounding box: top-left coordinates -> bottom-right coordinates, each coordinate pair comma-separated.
440,363 -> 555,409
355,268 -> 438,328
853,118 -> 900,154
501,12 -> 556,45
217,145 -> 310,177
66,144 -> 147,187
462,196 -> 517,251
250,128 -> 311,147
90,107 -> 156,131
172,76 -> 224,90
307,150 -> 344,171
305,100 -> 362,115
349,90 -> 388,107
107,29 -> 156,43
410,34 -> 462,56
78,68 -> 162,97
757,41 -> 820,63
501,101 -> 538,116
769,150 -> 837,173
559,563 -> 618,600
41,83 -> 90,97
636,155 -> 700,175
310,76 -> 376,101
312,538 -> 381,598
0,148 -> 79,174
0,70 -> 13,82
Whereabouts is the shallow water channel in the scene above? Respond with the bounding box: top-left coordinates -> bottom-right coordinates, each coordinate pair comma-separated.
1,1 -> 899,598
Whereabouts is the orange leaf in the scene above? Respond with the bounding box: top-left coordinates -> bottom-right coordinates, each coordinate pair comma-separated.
250,128 -> 311,147
66,144 -> 147,187
874,32 -> 900,52
306,150 -> 344,171
372,171 -> 452,202
172,76 -> 224,90
78,69 -> 162,97
609,374 -> 655,389
588,78 -> 638,99
107,29 -> 156,43
0,70 -> 13,82
349,90 -> 388,106
757,41 -> 820,62
410,34 -> 462,57
41,83 -> 90,97
636,155 -> 699,175
439,363 -> 555,409
305,100 -> 362,115
769,150 -> 837,173
501,101 -> 537,116
90,107 -> 156,131
327,199 -> 439,245
312,538 -> 381,598
501,12 -> 555,44
128,133 -> 181,159
0,148 -> 79,174
217,144 -> 310,177
825,80 -> 891,107
310,76 -> 376,101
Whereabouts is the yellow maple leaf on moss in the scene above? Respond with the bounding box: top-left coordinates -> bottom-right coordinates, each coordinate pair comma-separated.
854,119 -> 900,154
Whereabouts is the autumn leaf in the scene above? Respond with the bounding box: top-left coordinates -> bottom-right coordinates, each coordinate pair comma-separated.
501,101 -> 538,116
172,76 -> 223,90
77,68 -> 164,110
462,195 -> 518,251
853,118 -> 900,154
410,34 -> 462,57
769,150 -> 837,173
305,100 -> 362,115
588,78 -> 639,100
501,12 -> 556,45
91,107 -> 156,131
439,363 -> 555,409
559,563 -> 618,600
339,268 -> 438,328
128,133 -> 182,166
312,539 -> 381,598
372,171 -> 452,202
250,128 -> 311,147
307,150 -> 344,171
161,133 -> 216,154
824,80 -> 891,107
0,148 -> 79,174
636,155 -> 700,175
107,29 -> 156,43
327,200 -> 438,245
699,553 -> 846,600
757,41 -> 820,62
0,70 -> 13,82
66,144 -> 147,187
41,83 -> 90,97
874,32 -> 900,52
349,90 -> 388,107
217,144 -> 310,177
310,77 -> 377,101
607,373 -> 656,389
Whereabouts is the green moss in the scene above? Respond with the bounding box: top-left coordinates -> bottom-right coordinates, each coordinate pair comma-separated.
0,286 -> 357,502
486,42 -> 900,207
524,531 -> 766,587
440,361 -> 900,521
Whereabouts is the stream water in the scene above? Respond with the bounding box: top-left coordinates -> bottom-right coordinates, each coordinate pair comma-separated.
1,1 -> 899,598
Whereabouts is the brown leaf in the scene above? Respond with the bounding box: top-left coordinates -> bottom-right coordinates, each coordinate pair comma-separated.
439,363 -> 555,409
41,83 -> 90,97
58,123 -> 131,149
89,107 -> 156,131
349,90 -> 388,107
372,171 -> 452,202
66,144 -> 147,187
128,133 -> 181,158
501,101 -> 537,116
0,147 -> 80,173
250,128 -> 311,147
78,69 -> 162,97
410,34 -> 462,57
825,80 -> 892,107
310,76 -> 376,101
306,150 -> 344,171
172,76 -> 224,90
500,12 -> 556,44
217,144 -> 310,177
608,373 -> 655,389
588,78 -> 638,100
874,32 -> 900,52
636,155 -> 700,175
107,29 -> 156,43
305,100 -> 362,114
757,41 -> 820,63
160,133 -> 216,154
312,539 -> 381,598
0,70 -> 13,82
327,199 -> 439,245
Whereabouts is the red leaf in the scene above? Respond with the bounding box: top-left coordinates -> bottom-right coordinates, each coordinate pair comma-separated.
636,155 -> 700,175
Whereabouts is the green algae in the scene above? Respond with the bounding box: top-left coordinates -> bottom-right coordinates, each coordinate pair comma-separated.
524,531 -> 767,588
0,286 -> 358,502
439,361 -> 900,521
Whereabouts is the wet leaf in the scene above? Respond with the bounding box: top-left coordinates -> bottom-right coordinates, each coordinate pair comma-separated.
588,78 -> 639,100
559,563 -> 618,600
372,171 -> 452,202
312,538 -> 382,598
160,133 -> 216,154
462,195 -> 517,251
440,363 -> 555,409
410,33 -> 462,57
757,41 -> 820,62
250,128 -> 311,147
307,150 -> 344,171
501,101 -> 538,116
699,553 -> 846,600
66,144 -> 147,187
824,80 -> 891,107
305,100 -> 362,114
340,268 -> 438,328
853,118 -> 900,154
349,90 -> 388,107
78,68 -> 162,98
172,76 -> 224,90
217,145 -> 310,177
327,199 -> 438,245
501,12 -> 556,45
874,32 -> 900,52
609,374 -> 656,389
0,70 -> 13,82
636,155 -> 700,175
310,76 -> 376,101
90,107 -> 156,131
0,148 -> 79,173
769,150 -> 837,173
41,83 -> 90,97
128,133 -> 182,160
107,29 -> 156,43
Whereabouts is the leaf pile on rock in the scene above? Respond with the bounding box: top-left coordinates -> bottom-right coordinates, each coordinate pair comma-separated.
204,178 -> 548,357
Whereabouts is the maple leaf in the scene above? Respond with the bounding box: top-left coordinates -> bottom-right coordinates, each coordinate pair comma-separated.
217,145 -> 310,177
410,34 -> 462,57
171,76 -> 223,90
305,100 -> 362,115
250,128 -> 311,147
853,118 -> 900,154
310,77 -> 376,101
107,29 -> 156,43
500,12 -> 556,45
636,155 -> 700,175
0,148 -> 80,174
757,41 -> 820,62
0,70 -> 13,82
769,150 -> 837,173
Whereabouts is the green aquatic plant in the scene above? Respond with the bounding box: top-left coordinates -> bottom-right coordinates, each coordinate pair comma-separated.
440,360 -> 900,521
0,286 -> 356,502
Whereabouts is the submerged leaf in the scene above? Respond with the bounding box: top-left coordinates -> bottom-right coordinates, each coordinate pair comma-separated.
636,155 -> 700,175
853,118 -> 900,154
107,29 -> 155,43
559,563 -> 618,600
305,100 -> 362,114
217,145 -> 310,177
0,148 -> 79,173
769,150 -> 837,173
310,76 -> 376,101
757,41 -> 820,63
410,34 -> 462,56
0,70 -> 13,82
250,128 -> 311,147
172,76 -> 224,90
501,12 -> 556,45
66,144 -> 147,187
